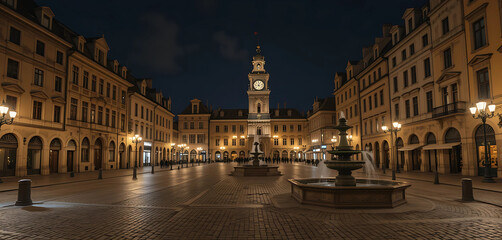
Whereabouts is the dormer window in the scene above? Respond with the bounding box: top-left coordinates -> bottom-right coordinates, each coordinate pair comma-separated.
393,33 -> 398,45
97,49 -> 104,64
142,86 -> 146,95
41,14 -> 51,29
407,18 -> 413,33
374,48 -> 378,58
79,43 -> 83,52
193,104 -> 198,114
122,70 -> 126,78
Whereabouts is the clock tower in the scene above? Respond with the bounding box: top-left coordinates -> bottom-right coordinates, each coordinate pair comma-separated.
247,44 -> 271,150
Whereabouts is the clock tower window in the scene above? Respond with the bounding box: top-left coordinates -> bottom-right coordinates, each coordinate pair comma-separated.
257,103 -> 261,113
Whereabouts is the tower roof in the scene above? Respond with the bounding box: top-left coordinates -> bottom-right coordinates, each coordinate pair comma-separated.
253,45 -> 264,60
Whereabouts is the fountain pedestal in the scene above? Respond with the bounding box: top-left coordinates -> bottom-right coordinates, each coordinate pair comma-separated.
231,139 -> 281,177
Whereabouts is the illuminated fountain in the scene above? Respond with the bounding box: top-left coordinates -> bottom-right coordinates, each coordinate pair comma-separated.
231,135 -> 281,176
288,112 -> 410,208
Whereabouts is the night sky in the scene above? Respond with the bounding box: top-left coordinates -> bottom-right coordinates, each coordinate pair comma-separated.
36,0 -> 426,114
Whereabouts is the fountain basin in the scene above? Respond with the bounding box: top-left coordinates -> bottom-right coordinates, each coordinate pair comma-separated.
324,160 -> 365,171
232,165 -> 282,176
289,178 -> 411,208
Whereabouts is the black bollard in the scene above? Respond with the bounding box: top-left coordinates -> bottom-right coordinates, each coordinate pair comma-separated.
434,171 -> 439,184
98,168 -> 103,180
70,171 -> 75,177
151,165 -> 155,174
15,179 -> 33,206
462,178 -> 474,201
133,167 -> 137,180
392,170 -> 396,180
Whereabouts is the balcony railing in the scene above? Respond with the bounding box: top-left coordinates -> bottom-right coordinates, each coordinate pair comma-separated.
432,101 -> 466,118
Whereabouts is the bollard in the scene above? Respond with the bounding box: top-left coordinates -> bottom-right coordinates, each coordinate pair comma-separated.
392,170 -> 396,180
98,168 -> 103,179
462,178 -> 474,201
178,165 -> 180,170
151,165 -> 155,174
132,167 -> 137,180
70,171 -> 75,177
434,171 -> 439,184
15,179 -> 33,206
0,178 -> 3,183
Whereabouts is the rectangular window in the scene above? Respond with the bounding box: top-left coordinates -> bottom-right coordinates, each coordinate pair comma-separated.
412,96 -> 419,116
91,104 -> 96,123
82,71 -> 89,89
36,40 -> 45,56
224,125 -> 228,132
9,27 -> 21,45
232,139 -> 236,146
33,101 -> 42,120
56,51 -> 64,65
424,58 -> 431,77
393,77 -> 398,92
394,103 -> 399,120
216,126 -> 220,132
363,99 -> 367,112
54,76 -> 62,92
380,90 -> 384,105
232,125 -> 236,132
299,138 -> 302,145
401,49 -> 406,61
298,125 -> 302,131
224,139 -> 228,146
282,125 -> 286,132
240,139 -> 245,146
392,57 -> 396,67
99,79 -> 104,95
442,17 -> 449,35
7,59 -> 19,79
105,108 -> 110,126
443,48 -> 452,69
34,68 -> 44,86
239,125 -> 244,133
53,105 -> 61,123
411,66 -> 417,84
274,139 -> 279,146
473,18 -> 486,49
121,91 -> 126,104
451,83 -> 458,103
189,134 -> 196,144
141,106 -> 144,119
70,98 -> 78,120
274,125 -> 278,132
106,83 -> 110,98
120,114 -> 125,131
6,96 -> 17,111
426,91 -> 433,113
215,139 -> 220,146
290,138 -> 294,145
199,122 -> 204,129
403,70 -> 408,88
91,76 -> 97,92
198,134 -> 205,144
190,122 -> 194,129
354,104 -> 358,116
82,101 -> 88,122
112,85 -> 116,100
369,96 -> 372,110
374,93 -> 378,108
422,34 -> 429,47
405,100 -> 411,118
134,103 -> 138,117
72,66 -> 79,85
477,68 -> 490,99
290,125 -> 294,132
98,106 -> 103,125
282,138 -> 287,145
409,44 -> 415,55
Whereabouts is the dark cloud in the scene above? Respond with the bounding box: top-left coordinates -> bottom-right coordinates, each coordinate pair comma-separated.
129,13 -> 184,75
213,31 -> 248,61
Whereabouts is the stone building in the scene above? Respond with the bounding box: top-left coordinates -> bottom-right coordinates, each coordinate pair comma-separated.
305,97 -> 337,160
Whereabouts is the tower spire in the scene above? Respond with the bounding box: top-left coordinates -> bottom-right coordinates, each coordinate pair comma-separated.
254,32 -> 261,54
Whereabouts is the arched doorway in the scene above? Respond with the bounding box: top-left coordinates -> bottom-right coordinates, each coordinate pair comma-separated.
382,141 -> 390,169
290,151 -> 295,160
81,138 -> 90,166
215,151 -> 221,161
374,141 -> 380,167
109,141 -> 115,167
425,132 -> 437,172
119,143 -> 125,169
27,136 -> 42,175
230,151 -> 237,160
475,124 -> 497,176
190,149 -> 197,161
396,138 -> 404,170
127,145 -> 133,168
281,150 -> 288,159
94,138 -> 103,170
273,150 -> 279,159
445,128 -> 462,173
223,151 -> 229,160
239,151 -> 245,158
0,133 -> 17,176
67,140 -> 76,172
409,134 -> 420,170
165,148 -> 169,161
49,139 -> 62,173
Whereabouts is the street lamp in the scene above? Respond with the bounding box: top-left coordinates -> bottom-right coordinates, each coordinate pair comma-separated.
470,102 -> 496,183
382,122 -> 402,180
347,135 -> 353,145
130,134 -> 142,180
0,101 -> 17,129
197,147 -> 203,165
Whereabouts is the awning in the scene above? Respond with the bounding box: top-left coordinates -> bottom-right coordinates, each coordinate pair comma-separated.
422,142 -> 461,150
398,144 -> 423,151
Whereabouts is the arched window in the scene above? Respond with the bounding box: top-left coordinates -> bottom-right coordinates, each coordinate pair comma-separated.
257,103 -> 261,113
27,136 -> 42,174
81,138 -> 90,162
109,141 -> 115,162
257,127 -> 262,136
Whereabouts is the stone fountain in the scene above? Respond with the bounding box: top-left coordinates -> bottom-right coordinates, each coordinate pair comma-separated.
231,135 -> 281,176
288,113 -> 410,208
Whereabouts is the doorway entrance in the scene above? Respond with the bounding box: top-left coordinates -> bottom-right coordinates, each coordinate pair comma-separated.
49,139 -> 61,173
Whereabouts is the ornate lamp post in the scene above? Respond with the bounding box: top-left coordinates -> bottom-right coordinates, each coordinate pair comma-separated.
0,101 -> 17,129
130,134 -> 142,180
185,145 -> 190,167
197,147 -> 203,166
347,135 -> 353,146
470,102 -> 496,183
382,122 -> 402,180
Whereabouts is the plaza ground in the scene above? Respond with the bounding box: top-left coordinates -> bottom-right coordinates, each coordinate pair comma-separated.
1,163 -> 502,239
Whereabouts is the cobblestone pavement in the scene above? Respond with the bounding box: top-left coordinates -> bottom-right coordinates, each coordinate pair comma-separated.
1,162 -> 502,239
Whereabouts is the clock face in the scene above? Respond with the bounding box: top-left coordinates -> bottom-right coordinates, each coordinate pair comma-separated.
253,80 -> 264,90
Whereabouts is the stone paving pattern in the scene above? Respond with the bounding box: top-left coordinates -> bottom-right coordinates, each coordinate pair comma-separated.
1,163 -> 502,239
